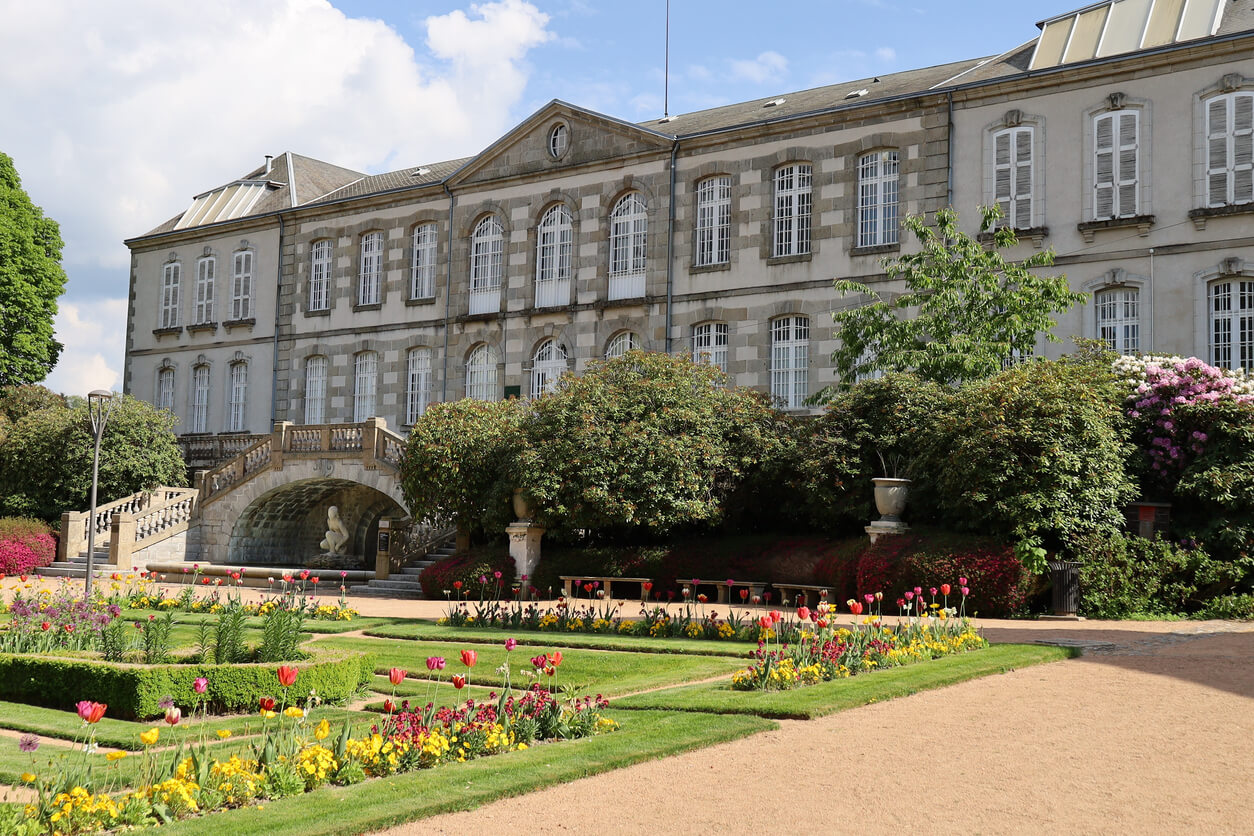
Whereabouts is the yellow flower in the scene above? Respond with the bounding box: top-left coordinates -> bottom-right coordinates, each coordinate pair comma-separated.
139,728 -> 160,746
106,751 -> 127,761
217,729 -> 232,739
314,719 -> 330,741
262,710 -> 277,719
284,706 -> 305,719
20,772 -> 36,783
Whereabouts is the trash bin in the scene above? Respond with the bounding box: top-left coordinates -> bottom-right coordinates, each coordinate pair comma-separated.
1048,560 -> 1080,616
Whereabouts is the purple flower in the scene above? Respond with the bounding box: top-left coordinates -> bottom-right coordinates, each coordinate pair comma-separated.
158,696 -> 174,710
18,734 -> 38,752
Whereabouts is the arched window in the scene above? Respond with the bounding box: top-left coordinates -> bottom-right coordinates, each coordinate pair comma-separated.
156,367 -> 175,412
770,316 -> 809,409
411,223 -> 437,299
231,250 -> 253,320
406,347 -> 433,423
1095,287 -> 1140,355
1209,278 -> 1254,370
531,339 -> 568,398
857,151 -> 899,247
353,351 -> 378,422
695,176 -> 731,266
194,256 -> 215,324
304,356 -> 327,425
359,232 -> 383,306
693,322 -> 728,375
309,240 -> 332,311
535,205 -> 572,308
190,365 -> 210,433
469,216 -> 504,314
160,262 -> 182,328
605,331 -> 639,359
772,164 -> 812,257
609,194 -> 647,300
227,362 -> 248,432
466,344 -> 499,401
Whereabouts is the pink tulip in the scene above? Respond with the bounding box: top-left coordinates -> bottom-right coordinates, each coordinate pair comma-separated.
193,677 -> 208,694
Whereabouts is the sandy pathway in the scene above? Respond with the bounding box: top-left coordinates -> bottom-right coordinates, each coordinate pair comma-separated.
377,625 -> 1254,836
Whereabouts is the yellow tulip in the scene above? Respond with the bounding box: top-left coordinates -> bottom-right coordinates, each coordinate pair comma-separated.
106,751 -> 127,761
20,773 -> 36,783
284,707 -> 304,719
314,719 -> 330,741
139,728 -> 160,746
216,729 -> 232,739
262,710 -> 277,719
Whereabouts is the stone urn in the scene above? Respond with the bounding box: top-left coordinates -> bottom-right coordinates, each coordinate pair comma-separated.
512,488 -> 536,522
871,477 -> 911,523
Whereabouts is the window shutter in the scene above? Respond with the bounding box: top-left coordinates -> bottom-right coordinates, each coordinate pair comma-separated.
1117,112 -> 1138,217
1234,94 -> 1254,204
1209,97 -> 1230,206
994,131 -> 1012,222
1014,129 -> 1034,228
1094,115 -> 1115,219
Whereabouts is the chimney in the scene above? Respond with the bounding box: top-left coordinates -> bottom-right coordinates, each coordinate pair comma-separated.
264,154 -> 273,175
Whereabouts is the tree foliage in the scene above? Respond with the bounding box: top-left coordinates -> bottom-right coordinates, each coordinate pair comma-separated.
517,351 -> 784,540
0,394 -> 186,521
399,398 -> 526,540
831,206 -> 1085,387
0,153 -> 67,387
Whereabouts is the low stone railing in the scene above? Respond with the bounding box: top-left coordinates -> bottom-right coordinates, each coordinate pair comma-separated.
58,486 -> 199,564
179,433 -> 268,467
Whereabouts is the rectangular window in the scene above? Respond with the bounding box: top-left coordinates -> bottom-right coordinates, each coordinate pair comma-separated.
156,368 -> 175,411
304,356 -> 327,425
359,232 -> 383,306
411,224 -> 437,299
227,363 -> 247,432
231,251 -> 253,320
1094,112 -> 1139,219
695,176 -> 732,266
190,365 -> 209,433
1210,280 -> 1254,371
1206,93 -> 1254,207
1095,287 -> 1140,355
994,127 -> 1034,228
353,352 -> 378,422
160,263 -> 181,328
310,240 -> 331,311
692,322 -> 729,375
857,151 -> 900,247
194,257 -> 215,324
406,348 -> 432,424
773,164 -> 812,257
770,316 -> 809,409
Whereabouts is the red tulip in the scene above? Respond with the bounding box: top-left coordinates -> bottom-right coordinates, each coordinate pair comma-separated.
642,581 -> 653,592
451,675 -> 466,690
769,610 -> 782,625
76,701 -> 106,724
896,598 -> 906,608
941,584 -> 951,595
583,583 -> 593,593
816,619 -> 828,629
460,649 -> 478,668
849,601 -> 864,615
259,697 -> 276,712
383,698 -> 395,713
697,594 -> 708,603
739,588 -> 749,601
276,665 -> 299,688
64,624 -> 74,633
453,580 -> 463,590
388,667 -> 406,686
796,606 -> 811,622
40,621 -> 50,631
311,576 -> 320,584
758,616 -> 772,629
547,650 -> 563,667
544,666 -> 555,677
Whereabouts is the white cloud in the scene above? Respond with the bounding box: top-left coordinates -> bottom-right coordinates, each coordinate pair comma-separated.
0,0 -> 553,394
875,47 -> 897,62
729,51 -> 788,85
44,300 -> 129,397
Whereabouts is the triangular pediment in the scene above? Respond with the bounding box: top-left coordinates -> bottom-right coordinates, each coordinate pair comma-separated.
448,100 -> 675,187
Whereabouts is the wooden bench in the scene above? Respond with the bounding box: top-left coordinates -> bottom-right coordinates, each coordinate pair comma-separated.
771,582 -> 835,609
559,575 -> 652,601
692,579 -> 769,605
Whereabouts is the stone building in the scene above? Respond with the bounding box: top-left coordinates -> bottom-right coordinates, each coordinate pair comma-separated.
124,0 -> 1254,452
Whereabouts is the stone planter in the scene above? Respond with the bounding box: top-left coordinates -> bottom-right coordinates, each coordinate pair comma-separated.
512,488 -> 536,522
872,477 -> 911,523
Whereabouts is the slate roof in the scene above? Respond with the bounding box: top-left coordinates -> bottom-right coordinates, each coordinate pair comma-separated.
314,157 -> 473,203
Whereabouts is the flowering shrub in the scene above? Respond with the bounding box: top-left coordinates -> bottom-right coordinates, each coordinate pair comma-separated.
0,517 -> 56,574
419,548 -> 516,600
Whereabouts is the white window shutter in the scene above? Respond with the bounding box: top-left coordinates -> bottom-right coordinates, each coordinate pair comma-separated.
1209,97 -> 1231,206
1234,94 -> 1254,204
1094,115 -> 1115,219
994,131 -> 1012,222
1014,129 -> 1033,228
1118,112 -> 1138,217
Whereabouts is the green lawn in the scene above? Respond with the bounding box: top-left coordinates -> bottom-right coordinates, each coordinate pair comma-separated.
367,621 -> 758,657
613,644 -> 1076,718
309,635 -> 745,697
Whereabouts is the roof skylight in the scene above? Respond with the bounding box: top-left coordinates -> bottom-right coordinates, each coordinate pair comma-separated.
1030,0 -> 1225,70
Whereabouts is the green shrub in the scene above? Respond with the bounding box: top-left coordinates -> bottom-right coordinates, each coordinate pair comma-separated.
1075,533 -> 1244,618
1196,593 -> 1254,621
0,649 -> 374,719
918,357 -> 1135,554
1171,399 -> 1254,563
418,546 -> 516,600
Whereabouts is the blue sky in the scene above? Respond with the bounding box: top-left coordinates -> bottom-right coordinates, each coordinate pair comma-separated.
0,0 -> 1085,394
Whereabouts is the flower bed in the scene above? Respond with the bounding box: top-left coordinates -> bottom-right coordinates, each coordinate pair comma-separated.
2,652 -> 616,835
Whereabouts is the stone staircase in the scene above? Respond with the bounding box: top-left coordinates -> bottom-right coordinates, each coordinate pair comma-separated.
38,548 -> 129,580
348,541 -> 456,599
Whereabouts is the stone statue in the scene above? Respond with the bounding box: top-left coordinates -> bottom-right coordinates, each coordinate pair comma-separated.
320,505 -> 349,555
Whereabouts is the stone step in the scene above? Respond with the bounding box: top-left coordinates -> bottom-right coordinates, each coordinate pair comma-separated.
350,587 -> 425,599
356,578 -> 424,591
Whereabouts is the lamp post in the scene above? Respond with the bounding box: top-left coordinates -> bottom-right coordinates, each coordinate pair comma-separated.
83,390 -> 115,599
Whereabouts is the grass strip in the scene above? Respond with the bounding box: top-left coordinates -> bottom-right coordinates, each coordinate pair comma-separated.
158,710 -> 774,836
123,610 -> 399,635
311,636 -> 744,697
612,644 -> 1077,719
366,622 -> 758,657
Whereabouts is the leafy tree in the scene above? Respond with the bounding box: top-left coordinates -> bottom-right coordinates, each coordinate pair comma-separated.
830,206 -> 1085,387
0,394 -> 186,521
399,398 -> 526,542
0,153 -> 67,386
518,351 -> 784,540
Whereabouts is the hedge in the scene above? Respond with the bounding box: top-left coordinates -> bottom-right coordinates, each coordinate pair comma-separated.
0,649 -> 375,719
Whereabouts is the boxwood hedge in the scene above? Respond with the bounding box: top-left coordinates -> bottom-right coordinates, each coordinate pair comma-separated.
0,649 -> 375,719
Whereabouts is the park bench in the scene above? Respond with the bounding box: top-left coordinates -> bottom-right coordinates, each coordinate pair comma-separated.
691,578 -> 769,605
559,575 -> 653,601
771,582 -> 835,609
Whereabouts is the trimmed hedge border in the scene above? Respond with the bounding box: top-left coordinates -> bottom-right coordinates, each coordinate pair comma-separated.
0,649 -> 375,720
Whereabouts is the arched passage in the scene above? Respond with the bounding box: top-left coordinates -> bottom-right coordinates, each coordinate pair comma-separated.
226,477 -> 405,566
